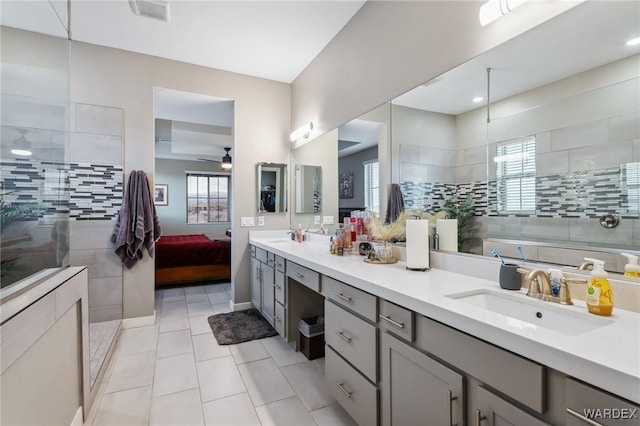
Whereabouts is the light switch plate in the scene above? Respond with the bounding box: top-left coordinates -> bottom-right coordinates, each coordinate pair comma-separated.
314,215 -> 321,225
322,216 -> 334,225
241,216 -> 255,227
257,216 -> 265,227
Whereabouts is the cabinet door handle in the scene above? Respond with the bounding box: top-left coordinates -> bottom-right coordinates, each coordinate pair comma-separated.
273,315 -> 279,322
379,314 -> 405,329
335,382 -> 353,398
275,284 -> 281,290
295,272 -> 304,279
448,390 -> 458,426
335,330 -> 352,343
475,409 -> 486,426
566,408 -> 605,426
334,292 -> 352,302
276,262 -> 283,267
256,267 -> 261,282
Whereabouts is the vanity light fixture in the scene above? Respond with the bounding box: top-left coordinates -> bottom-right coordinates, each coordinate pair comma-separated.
221,147 -> 232,170
472,96 -> 484,103
290,121 -> 314,142
626,37 -> 640,46
479,0 -> 529,26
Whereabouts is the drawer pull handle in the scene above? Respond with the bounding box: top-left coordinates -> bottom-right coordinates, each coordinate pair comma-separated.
379,314 -> 405,329
566,408 -> 605,426
295,272 -> 305,279
335,331 -> 352,343
275,284 -> 282,289
335,382 -> 353,398
475,409 -> 486,426
276,262 -> 283,266
334,292 -> 352,302
448,390 -> 458,426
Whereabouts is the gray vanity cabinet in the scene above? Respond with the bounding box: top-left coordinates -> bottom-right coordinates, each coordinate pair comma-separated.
565,378 -> 640,426
261,259 -> 275,324
250,256 -> 262,310
474,385 -> 550,426
380,332 -> 464,426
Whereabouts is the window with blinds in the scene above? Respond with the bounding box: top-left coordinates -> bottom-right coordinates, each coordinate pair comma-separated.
364,160 -> 380,213
186,173 -> 229,223
495,137 -> 536,213
626,162 -> 640,213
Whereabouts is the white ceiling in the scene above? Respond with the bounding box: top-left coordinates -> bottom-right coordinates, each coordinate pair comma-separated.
1,0 -> 366,84
393,0 -> 640,115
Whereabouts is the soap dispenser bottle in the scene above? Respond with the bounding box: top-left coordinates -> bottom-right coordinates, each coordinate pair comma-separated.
621,253 -> 640,278
584,258 -> 614,316
296,224 -> 303,243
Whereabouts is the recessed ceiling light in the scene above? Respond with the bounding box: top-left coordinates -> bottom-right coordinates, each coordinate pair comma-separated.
626,37 -> 640,46
472,96 -> 484,103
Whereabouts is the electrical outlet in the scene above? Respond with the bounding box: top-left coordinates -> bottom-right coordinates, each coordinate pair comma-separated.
314,215 -> 321,225
257,216 -> 265,227
240,216 -> 255,227
322,215 -> 334,225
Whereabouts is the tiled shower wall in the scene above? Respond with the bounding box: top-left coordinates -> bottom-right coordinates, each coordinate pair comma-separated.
68,103 -> 124,322
399,111 -> 640,251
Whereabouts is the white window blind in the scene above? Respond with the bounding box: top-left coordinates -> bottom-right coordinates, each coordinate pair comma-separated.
364,161 -> 380,213
626,162 -> 640,213
495,136 -> 536,213
186,173 -> 229,223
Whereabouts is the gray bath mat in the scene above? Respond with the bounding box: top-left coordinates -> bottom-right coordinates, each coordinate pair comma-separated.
208,308 -> 278,345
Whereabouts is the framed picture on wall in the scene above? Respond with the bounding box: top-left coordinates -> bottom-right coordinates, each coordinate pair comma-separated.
154,184 -> 168,206
339,172 -> 354,199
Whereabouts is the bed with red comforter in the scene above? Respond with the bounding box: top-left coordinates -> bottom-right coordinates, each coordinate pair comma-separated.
155,234 -> 231,286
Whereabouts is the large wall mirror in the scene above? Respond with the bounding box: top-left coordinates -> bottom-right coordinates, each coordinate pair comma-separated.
294,164 -> 322,214
257,162 -> 287,213
387,1 -> 639,275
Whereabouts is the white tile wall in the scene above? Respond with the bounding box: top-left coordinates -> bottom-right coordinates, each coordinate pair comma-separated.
551,119 -> 608,151
74,103 -> 123,137
569,140 -> 632,172
69,133 -> 123,165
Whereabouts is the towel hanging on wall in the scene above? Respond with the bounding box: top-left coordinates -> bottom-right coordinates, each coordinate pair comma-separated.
385,183 -> 405,224
111,170 -> 162,268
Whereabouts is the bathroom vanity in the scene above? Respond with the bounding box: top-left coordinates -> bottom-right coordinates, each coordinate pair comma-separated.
250,231 -> 639,425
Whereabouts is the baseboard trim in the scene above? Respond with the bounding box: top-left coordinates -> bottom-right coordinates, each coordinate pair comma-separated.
70,406 -> 83,426
232,301 -> 252,311
122,311 -> 156,329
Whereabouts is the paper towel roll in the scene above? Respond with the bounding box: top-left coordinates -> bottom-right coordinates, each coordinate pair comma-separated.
406,219 -> 430,270
436,219 -> 458,252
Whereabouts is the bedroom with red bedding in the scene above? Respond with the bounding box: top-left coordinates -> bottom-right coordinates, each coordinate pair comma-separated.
155,234 -> 231,286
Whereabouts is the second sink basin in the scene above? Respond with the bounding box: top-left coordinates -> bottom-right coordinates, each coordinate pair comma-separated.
447,289 -> 613,336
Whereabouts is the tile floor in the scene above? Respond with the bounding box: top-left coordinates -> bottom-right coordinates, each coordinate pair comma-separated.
85,282 -> 357,426
90,319 -> 121,387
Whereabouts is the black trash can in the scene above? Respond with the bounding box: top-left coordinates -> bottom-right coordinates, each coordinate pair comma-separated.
299,316 -> 325,360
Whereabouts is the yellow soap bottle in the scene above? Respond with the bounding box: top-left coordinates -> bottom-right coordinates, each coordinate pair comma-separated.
621,253 -> 640,278
584,258 -> 613,316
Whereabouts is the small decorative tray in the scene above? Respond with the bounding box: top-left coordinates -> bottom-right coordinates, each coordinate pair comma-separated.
364,257 -> 398,265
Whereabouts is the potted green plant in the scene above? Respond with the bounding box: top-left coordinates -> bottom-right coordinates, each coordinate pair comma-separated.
442,197 -> 478,252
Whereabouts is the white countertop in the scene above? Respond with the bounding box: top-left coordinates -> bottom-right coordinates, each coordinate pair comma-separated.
250,234 -> 640,404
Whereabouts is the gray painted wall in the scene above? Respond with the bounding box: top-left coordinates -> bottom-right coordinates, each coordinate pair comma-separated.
338,146 -> 378,209
291,1 -> 580,142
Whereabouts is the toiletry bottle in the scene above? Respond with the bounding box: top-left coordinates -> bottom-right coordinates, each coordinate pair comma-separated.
296,224 -> 303,243
548,268 -> 563,297
584,258 -> 614,316
621,253 -> 640,278
329,237 -> 334,254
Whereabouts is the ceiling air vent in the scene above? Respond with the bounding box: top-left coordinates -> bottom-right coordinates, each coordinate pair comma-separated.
129,0 -> 171,22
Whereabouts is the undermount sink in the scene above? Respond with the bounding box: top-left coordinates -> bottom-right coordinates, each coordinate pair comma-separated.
447,289 -> 613,336
264,239 -> 291,243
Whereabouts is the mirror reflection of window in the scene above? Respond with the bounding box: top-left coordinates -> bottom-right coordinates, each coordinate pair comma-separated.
625,163 -> 639,213
364,160 -> 380,213
494,136 -> 536,213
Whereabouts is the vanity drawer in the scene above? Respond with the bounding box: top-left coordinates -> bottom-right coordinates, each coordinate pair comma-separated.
250,245 -> 256,257
275,271 -> 285,305
274,301 -> 286,338
326,347 -> 378,426
325,300 -> 377,382
255,247 -> 268,263
416,315 -> 545,413
565,378 -> 640,425
275,255 -> 286,273
379,299 -> 414,342
323,276 -> 377,322
286,261 -> 320,292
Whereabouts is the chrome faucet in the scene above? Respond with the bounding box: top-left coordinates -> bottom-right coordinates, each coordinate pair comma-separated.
517,268 -> 587,305
579,261 -> 594,271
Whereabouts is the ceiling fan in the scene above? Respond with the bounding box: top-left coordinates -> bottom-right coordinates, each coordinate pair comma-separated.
197,147 -> 232,170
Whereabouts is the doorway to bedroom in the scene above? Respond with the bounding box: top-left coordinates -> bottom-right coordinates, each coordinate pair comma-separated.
153,88 -> 233,293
